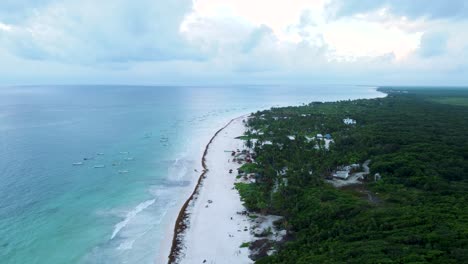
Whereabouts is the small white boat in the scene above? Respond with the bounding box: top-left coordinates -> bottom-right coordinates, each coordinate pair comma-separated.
118,170 -> 129,174
119,152 -> 129,154
124,157 -> 134,161
97,153 -> 104,156
72,162 -> 83,166
94,165 -> 105,168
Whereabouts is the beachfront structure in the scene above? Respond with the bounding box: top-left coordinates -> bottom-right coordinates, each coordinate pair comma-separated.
343,118 -> 357,125
316,133 -> 323,139
324,134 -> 332,140
334,170 -> 350,179
287,135 -> 295,140
333,165 -> 353,179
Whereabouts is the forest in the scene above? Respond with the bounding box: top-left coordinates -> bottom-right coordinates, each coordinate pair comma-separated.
238,87 -> 468,263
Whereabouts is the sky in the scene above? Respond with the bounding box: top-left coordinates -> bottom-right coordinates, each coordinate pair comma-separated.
0,0 -> 468,86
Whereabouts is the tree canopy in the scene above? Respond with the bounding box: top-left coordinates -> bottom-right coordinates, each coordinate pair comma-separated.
239,88 -> 468,263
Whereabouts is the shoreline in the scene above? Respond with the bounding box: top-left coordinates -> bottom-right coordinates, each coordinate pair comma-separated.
165,86 -> 387,263
167,116 -> 244,264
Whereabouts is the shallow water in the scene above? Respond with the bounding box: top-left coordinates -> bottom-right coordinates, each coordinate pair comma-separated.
0,85 -> 384,263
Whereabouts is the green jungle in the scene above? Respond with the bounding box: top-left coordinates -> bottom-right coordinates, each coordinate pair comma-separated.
237,87 -> 468,263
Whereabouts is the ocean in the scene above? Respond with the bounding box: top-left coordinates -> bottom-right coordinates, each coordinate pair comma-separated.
0,85 -> 384,263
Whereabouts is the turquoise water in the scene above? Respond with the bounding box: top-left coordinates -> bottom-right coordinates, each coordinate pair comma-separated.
0,85 -> 384,263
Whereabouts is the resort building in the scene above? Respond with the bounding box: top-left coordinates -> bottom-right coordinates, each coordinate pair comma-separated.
333,170 -> 350,179
343,118 -> 357,125
333,165 -> 353,179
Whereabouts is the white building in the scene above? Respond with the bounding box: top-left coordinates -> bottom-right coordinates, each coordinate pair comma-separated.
334,170 -> 350,179
343,118 -> 356,125
333,165 -> 352,179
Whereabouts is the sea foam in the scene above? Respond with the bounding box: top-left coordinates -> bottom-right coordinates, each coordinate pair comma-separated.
111,199 -> 156,240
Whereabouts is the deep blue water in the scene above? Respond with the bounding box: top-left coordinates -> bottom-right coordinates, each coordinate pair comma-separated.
0,85 -> 384,263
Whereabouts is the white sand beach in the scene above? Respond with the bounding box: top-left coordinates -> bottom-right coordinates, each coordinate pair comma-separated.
176,117 -> 253,264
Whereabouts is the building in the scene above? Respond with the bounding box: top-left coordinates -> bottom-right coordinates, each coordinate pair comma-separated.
333,170 -> 350,179
324,134 -> 332,140
333,165 -> 352,179
343,118 -> 356,125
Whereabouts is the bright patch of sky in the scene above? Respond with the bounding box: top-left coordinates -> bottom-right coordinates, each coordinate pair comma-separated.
0,0 -> 467,85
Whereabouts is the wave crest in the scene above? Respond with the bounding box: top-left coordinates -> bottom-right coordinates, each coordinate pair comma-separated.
110,199 -> 156,240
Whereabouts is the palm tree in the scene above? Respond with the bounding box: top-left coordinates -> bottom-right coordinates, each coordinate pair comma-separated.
246,138 -> 253,150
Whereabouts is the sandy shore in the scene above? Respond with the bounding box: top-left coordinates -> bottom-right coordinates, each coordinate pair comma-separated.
168,116 -> 252,264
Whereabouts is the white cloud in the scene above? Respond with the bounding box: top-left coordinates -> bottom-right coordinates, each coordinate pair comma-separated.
0,0 -> 199,64
183,0 -> 421,61
0,0 -> 467,85
326,0 -> 468,20
0,23 -> 12,31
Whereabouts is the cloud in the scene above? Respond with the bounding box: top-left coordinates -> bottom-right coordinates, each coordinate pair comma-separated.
419,31 -> 448,57
0,0 -> 467,85
0,0 -> 202,64
242,25 -> 274,53
327,0 -> 468,20
0,0 -> 56,22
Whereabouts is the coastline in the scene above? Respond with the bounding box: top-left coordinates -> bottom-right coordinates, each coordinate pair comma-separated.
164,86 -> 387,263
167,116 -> 245,263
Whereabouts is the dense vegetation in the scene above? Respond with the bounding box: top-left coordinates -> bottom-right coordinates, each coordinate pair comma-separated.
239,88 -> 468,263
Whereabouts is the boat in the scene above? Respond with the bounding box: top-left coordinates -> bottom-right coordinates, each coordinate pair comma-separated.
72,162 -> 84,166
97,153 -> 104,156
94,165 -> 105,168
119,151 -> 129,154
124,157 -> 134,161
118,170 -> 129,174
